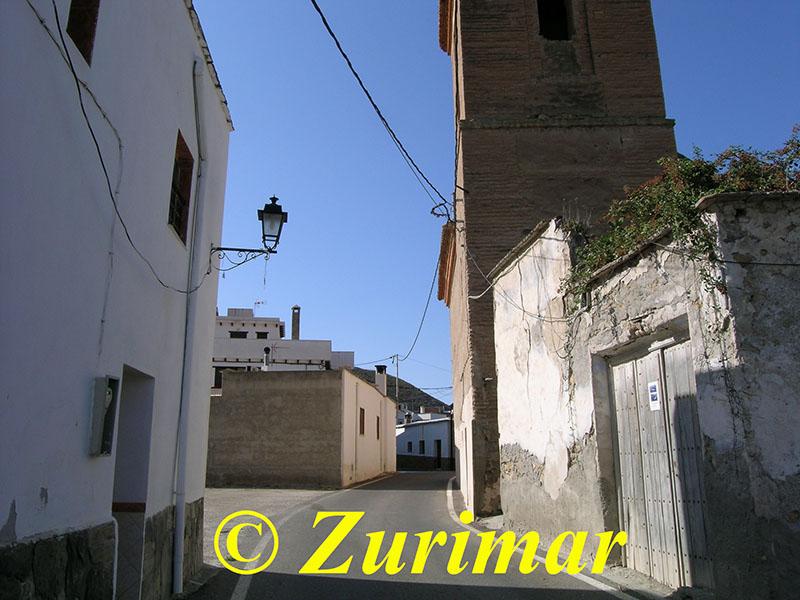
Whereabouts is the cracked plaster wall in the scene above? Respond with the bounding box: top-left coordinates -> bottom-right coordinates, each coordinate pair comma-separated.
492,193 -> 799,595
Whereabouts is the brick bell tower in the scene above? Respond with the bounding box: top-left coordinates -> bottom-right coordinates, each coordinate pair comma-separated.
437,0 -> 675,515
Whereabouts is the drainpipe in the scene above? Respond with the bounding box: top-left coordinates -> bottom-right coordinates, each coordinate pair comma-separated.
172,58 -> 207,595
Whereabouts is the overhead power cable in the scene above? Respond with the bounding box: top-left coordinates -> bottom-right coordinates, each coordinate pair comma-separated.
398,254 -> 440,362
355,356 -> 396,367
308,0 -> 452,220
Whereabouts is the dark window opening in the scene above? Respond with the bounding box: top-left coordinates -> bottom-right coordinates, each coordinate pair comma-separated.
67,0 -> 101,65
537,0 -> 571,41
419,440 -> 425,455
376,416 -> 381,439
213,368 -> 223,388
168,131 -> 194,244
407,441 -> 412,453
359,408 -> 365,435
229,331 -> 247,339
256,331 -> 269,339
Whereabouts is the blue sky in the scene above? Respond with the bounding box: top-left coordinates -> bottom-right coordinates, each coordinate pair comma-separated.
194,1 -> 799,404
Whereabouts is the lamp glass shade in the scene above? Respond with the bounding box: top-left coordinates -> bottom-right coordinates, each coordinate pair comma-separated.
258,196 -> 288,250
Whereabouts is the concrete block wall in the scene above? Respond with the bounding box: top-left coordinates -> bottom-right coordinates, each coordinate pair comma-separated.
206,371 -> 343,488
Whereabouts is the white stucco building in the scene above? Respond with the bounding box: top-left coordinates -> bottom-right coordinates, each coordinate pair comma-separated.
396,413 -> 454,471
0,2 -> 232,598
211,306 -> 354,387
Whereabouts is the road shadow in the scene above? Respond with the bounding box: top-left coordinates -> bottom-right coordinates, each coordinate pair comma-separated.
189,566 -> 624,600
349,471 -> 454,492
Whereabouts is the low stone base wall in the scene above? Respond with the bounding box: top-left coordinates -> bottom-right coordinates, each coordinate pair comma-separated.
397,455 -> 455,471
0,521 -> 115,600
0,499 -> 204,600
141,498 -> 204,600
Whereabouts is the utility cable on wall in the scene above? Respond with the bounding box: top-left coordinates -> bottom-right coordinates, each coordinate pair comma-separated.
308,0 -> 453,220
49,0 -> 208,295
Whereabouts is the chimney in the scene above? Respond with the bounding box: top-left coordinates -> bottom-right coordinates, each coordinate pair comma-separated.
375,365 -> 388,396
291,305 -> 301,340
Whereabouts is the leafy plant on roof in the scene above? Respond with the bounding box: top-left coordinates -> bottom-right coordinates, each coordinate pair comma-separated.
562,125 -> 799,297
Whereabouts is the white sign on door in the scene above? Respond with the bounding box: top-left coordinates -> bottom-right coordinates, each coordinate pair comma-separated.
648,381 -> 661,411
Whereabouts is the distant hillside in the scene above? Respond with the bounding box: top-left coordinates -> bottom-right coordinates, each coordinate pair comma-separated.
350,368 -> 449,412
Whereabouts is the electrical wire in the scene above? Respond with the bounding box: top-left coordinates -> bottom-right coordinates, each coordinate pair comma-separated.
465,245 -> 571,323
355,356 -> 396,367
405,357 -> 451,373
50,0 -> 207,295
307,0 -> 453,220
398,254 -> 440,362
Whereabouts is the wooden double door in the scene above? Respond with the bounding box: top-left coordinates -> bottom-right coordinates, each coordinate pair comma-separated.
610,339 -> 714,590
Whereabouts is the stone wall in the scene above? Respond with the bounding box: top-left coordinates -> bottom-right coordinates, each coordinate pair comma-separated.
439,0 -> 675,515
492,193 -> 800,597
140,498 -> 204,600
206,370 -> 344,488
0,521 -> 114,600
695,193 -> 800,598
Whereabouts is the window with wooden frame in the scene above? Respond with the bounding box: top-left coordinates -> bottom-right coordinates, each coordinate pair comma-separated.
168,131 -> 194,244
67,0 -> 101,65
359,408 -> 365,435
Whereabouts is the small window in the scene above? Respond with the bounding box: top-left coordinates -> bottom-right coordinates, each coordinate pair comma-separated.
67,0 -> 101,65
407,441 -> 412,453
229,331 -> 247,339
256,332 -> 269,339
419,440 -> 426,455
213,368 -> 223,388
168,132 -> 194,244
537,0 -> 571,41
376,416 -> 381,439
359,408 -> 365,435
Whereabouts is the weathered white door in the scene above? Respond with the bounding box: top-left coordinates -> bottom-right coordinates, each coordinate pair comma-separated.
611,340 -> 714,590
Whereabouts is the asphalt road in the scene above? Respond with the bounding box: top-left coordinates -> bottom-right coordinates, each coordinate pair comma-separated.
190,472 -> 631,600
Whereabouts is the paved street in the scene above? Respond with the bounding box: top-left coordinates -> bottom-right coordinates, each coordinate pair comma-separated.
190,472 -> 634,600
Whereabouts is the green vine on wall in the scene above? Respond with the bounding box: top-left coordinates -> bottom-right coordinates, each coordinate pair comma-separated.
562,125 -> 800,297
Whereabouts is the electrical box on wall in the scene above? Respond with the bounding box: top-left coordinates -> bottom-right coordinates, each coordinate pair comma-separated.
89,376 -> 119,456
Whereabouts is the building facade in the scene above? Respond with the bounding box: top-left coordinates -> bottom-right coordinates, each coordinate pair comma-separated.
436,0 -> 676,515
395,415 -> 455,471
490,193 -> 800,598
207,368 -> 396,488
211,306 -> 354,386
0,1 -> 232,598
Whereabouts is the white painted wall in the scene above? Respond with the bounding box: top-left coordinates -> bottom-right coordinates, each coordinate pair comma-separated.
395,419 -> 453,458
340,370 -> 396,486
0,0 -> 231,543
493,222 -> 578,499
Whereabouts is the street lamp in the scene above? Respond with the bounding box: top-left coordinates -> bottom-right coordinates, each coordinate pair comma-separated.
258,196 -> 288,252
210,195 -> 289,270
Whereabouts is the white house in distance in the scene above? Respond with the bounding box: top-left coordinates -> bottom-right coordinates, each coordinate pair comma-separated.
211,306 -> 354,387
0,2 -> 231,599
396,412 -> 455,471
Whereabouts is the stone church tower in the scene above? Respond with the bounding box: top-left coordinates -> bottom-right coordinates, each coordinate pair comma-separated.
436,0 -> 676,515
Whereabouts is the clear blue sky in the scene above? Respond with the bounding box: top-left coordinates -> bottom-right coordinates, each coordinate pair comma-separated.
194,0 -> 799,404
